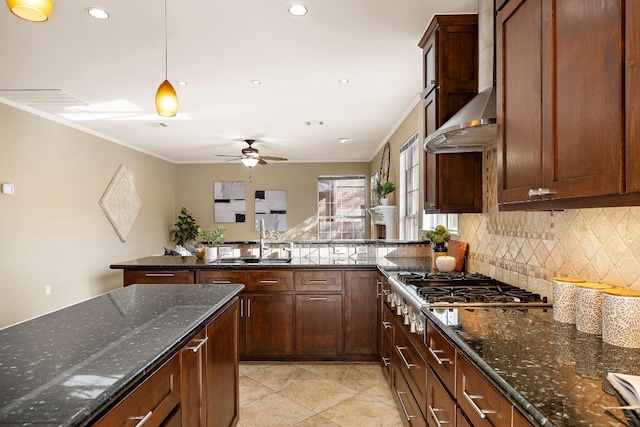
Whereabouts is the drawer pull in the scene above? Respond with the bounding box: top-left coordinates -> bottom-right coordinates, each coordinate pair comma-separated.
396,390 -> 416,421
240,299 -> 243,317
247,299 -> 251,317
528,187 -> 551,197
382,356 -> 391,367
462,390 -> 495,419
428,405 -> 450,426
395,345 -> 417,370
188,337 -> 208,353
309,297 -> 328,300
259,280 -> 279,284
144,273 -> 174,277
131,411 -> 153,427
209,280 -> 231,284
309,279 -> 328,283
428,347 -> 451,365
382,321 -> 391,329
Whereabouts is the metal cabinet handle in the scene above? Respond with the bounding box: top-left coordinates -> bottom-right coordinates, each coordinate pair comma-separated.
240,299 -> 243,317
428,347 -> 451,365
309,297 -> 328,300
209,280 -> 231,284
396,390 -> 416,421
309,279 -> 328,283
382,321 -> 391,329
144,273 -> 174,277
528,187 -> 551,197
428,405 -> 450,426
462,390 -> 496,419
395,345 -> 417,370
382,356 -> 391,367
187,337 -> 208,353
247,298 -> 251,317
131,411 -> 153,427
259,280 -> 279,284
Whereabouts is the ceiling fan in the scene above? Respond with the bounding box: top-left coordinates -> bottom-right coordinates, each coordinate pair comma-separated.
213,139 -> 288,167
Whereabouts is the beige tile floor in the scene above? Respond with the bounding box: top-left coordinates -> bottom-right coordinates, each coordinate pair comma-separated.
238,362 -> 404,427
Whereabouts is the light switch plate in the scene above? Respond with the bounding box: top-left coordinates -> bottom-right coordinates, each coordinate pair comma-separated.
1,183 -> 14,195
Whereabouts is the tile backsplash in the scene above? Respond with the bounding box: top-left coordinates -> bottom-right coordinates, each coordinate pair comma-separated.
459,146 -> 640,298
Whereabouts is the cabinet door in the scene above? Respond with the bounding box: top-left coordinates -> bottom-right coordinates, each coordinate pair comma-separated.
181,330 -> 207,427
295,294 -> 343,356
541,0 -> 623,200
245,294 -> 294,357
426,322 -> 456,395
426,367 -> 456,427
124,270 -> 195,286
344,270 -> 378,358
393,365 -> 427,427
497,0 -> 544,204
513,408 -> 535,427
206,298 -> 239,427
626,0 -> 640,193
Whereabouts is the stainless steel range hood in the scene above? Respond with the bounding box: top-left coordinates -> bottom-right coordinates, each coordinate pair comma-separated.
424,0 -> 497,154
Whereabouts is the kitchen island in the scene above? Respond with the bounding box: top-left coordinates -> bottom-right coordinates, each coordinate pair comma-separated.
0,283 -> 243,426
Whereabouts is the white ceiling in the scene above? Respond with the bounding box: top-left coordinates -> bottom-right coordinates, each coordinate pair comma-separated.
0,0 -> 476,164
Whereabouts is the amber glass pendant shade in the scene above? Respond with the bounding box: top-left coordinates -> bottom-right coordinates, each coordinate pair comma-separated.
155,80 -> 178,117
6,0 -> 53,22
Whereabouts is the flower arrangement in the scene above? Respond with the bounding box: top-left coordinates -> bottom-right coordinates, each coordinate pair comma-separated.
424,225 -> 451,244
198,225 -> 226,246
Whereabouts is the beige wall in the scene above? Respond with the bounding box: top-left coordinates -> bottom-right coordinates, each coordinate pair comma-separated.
459,146 -> 640,298
175,162 -> 370,241
0,103 -> 176,328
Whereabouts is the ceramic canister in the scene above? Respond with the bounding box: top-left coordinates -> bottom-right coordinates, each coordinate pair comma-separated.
602,288 -> 640,348
575,283 -> 613,334
552,277 -> 587,324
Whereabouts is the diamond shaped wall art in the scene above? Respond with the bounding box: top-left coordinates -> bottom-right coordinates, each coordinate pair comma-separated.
100,164 -> 142,242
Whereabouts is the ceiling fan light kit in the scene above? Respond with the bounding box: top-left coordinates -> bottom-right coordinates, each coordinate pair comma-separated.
6,0 -> 53,22
213,139 -> 288,168
240,157 -> 259,168
156,0 -> 178,117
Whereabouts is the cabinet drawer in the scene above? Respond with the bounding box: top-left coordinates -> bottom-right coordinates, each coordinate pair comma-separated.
95,354 -> 180,426
393,365 -> 427,427
245,270 -> 293,292
394,325 -> 427,417
124,270 -> 195,286
426,367 -> 456,427
294,270 -> 342,292
381,337 -> 393,385
456,355 -> 511,427
381,304 -> 394,344
426,322 -> 456,394
197,270 -> 245,285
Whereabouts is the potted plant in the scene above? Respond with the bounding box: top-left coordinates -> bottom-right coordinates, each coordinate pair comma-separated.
374,180 -> 395,205
198,225 -> 226,259
171,207 -> 199,247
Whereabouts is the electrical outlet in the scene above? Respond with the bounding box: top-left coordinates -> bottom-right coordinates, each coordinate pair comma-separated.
334,247 -> 346,255
356,246 -> 368,254
218,246 -> 232,255
45,285 -> 51,295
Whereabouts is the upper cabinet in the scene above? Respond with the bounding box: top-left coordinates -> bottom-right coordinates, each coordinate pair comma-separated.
420,14 -> 483,214
498,0 -> 640,210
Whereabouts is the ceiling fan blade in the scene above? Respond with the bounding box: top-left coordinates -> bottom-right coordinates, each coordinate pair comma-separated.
260,155 -> 288,161
224,157 -> 242,163
212,154 -> 241,158
258,158 -> 268,165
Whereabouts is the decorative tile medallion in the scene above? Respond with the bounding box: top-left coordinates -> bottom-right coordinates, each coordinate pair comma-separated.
99,164 -> 142,242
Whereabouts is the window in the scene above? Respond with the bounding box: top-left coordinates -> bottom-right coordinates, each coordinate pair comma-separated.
399,132 -> 420,240
423,213 -> 459,234
317,176 -> 366,239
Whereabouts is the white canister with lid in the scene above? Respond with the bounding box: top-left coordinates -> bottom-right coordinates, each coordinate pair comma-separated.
575,282 -> 613,334
552,277 -> 586,324
602,288 -> 640,348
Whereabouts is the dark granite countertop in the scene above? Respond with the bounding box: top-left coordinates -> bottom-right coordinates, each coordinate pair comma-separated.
425,307 -> 640,427
110,255 -> 431,270
0,283 -> 243,426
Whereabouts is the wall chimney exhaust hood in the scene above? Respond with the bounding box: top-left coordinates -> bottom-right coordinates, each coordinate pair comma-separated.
424,0 -> 497,154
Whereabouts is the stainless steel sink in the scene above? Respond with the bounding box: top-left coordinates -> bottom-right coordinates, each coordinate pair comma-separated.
209,257 -> 292,265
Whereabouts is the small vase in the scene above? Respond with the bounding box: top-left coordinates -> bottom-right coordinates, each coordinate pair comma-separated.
204,246 -> 217,260
431,242 -> 447,271
380,198 -> 389,206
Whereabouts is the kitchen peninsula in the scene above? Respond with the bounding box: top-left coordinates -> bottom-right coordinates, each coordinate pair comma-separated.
0,283 -> 243,426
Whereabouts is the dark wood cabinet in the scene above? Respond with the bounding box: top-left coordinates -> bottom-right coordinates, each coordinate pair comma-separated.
205,298 -> 239,427
196,270 -> 245,285
181,330 -> 207,426
426,367 -> 456,427
513,408 -> 535,427
497,0 -> 635,210
426,322 -> 456,395
294,269 -> 342,292
420,14 -> 483,214
124,269 -> 195,286
344,270 -> 378,359
295,294 -> 343,357
393,363 -> 427,427
243,293 -> 294,358
626,0 -> 640,194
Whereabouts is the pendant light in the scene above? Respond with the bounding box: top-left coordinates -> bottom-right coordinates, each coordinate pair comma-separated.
6,0 -> 53,22
155,0 -> 178,117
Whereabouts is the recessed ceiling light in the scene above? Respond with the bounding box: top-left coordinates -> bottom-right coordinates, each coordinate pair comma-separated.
250,80 -> 262,85
338,79 -> 350,84
287,4 -> 308,16
338,138 -> 349,144
177,81 -> 188,86
86,7 -> 109,19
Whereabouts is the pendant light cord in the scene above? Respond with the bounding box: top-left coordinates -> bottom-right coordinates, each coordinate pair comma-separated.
164,0 -> 168,80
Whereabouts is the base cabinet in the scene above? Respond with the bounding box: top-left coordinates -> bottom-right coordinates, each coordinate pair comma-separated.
295,294 -> 343,356
344,270 -> 378,358
242,293 -> 294,358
